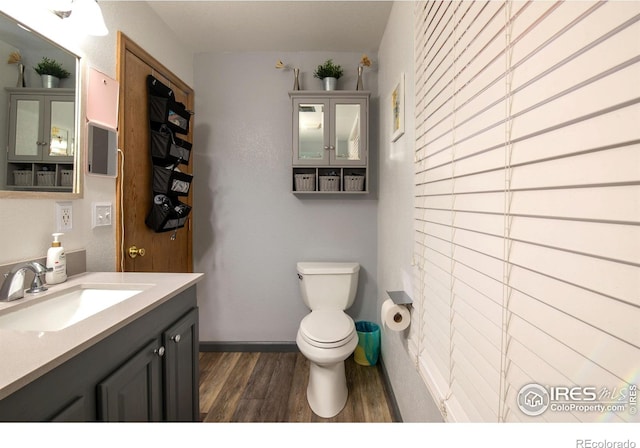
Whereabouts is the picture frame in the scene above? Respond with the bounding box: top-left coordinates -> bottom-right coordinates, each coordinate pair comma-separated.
391,72 -> 405,142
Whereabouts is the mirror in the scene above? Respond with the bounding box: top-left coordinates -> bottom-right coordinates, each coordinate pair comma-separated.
297,102 -> 363,162
0,11 -> 79,194
87,122 -> 117,177
298,103 -> 325,160
335,104 -> 361,161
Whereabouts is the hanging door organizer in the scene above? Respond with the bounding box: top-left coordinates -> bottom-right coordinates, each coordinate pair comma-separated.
145,75 -> 193,234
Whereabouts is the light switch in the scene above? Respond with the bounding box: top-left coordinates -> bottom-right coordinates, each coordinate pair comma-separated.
92,202 -> 112,228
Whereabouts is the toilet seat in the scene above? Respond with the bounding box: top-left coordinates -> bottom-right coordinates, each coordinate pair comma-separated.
299,310 -> 355,349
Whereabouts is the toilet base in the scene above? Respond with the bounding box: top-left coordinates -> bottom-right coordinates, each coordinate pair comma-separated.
307,360 -> 348,418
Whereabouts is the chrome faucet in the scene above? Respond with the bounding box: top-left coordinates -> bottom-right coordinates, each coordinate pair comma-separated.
0,262 -> 52,302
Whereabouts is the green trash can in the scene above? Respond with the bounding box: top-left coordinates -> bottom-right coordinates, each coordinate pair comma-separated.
354,321 -> 381,366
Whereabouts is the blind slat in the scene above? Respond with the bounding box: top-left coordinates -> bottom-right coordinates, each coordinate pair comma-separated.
414,0 -> 640,422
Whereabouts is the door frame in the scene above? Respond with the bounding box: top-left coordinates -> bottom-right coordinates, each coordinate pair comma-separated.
115,32 -> 194,272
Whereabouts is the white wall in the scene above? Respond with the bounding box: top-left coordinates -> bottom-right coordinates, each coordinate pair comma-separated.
377,1 -> 442,422
0,1 -> 193,271
193,51 -> 379,342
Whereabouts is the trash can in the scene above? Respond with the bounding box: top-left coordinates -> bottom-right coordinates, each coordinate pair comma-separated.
354,321 -> 381,366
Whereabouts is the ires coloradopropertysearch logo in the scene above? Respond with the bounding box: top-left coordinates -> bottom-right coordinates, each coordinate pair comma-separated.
517,383 -> 550,416
517,383 -> 637,417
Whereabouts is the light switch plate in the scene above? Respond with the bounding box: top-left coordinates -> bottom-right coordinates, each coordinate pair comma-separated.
92,202 -> 112,228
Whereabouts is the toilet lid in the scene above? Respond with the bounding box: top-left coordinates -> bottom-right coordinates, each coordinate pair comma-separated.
300,310 -> 355,347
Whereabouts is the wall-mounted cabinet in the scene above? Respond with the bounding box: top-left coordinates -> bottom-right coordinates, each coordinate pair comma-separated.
290,91 -> 369,194
5,88 -> 75,191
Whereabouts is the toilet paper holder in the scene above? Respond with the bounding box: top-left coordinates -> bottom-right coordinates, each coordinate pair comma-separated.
386,290 -> 413,308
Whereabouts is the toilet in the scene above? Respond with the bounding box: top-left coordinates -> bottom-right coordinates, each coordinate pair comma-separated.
295,261 -> 360,418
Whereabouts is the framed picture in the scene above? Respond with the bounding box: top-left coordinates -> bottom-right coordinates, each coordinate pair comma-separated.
391,72 -> 405,142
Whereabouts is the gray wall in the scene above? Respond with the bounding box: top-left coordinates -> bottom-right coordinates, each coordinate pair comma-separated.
377,2 -> 442,422
193,52 -> 379,342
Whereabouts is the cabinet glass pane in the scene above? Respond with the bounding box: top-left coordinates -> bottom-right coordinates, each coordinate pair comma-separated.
334,104 -> 362,161
15,99 -> 40,157
298,103 -> 325,160
49,101 -> 75,157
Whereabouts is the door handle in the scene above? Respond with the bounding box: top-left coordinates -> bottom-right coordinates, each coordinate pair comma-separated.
128,245 -> 146,258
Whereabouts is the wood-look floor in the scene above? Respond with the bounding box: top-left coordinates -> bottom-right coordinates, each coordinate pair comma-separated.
199,351 -> 396,423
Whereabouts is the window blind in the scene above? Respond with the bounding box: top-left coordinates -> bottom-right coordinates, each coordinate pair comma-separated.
412,0 -> 640,423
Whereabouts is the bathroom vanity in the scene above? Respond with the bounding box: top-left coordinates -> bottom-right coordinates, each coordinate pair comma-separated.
0,271 -> 202,422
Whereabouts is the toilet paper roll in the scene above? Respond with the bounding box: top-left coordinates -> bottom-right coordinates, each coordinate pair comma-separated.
381,298 -> 410,332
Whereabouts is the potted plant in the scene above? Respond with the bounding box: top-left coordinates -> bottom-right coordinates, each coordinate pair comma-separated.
34,57 -> 71,88
313,59 -> 343,91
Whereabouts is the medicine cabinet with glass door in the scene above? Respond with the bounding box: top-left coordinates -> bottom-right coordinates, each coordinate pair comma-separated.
290,91 -> 369,194
5,88 -> 75,191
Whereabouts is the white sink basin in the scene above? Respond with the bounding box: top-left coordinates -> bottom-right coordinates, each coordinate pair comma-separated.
0,284 -> 148,332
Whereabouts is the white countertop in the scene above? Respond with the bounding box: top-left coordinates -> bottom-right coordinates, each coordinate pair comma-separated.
0,271 -> 203,400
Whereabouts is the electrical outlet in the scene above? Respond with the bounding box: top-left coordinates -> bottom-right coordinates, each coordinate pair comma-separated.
92,202 -> 112,228
56,201 -> 73,232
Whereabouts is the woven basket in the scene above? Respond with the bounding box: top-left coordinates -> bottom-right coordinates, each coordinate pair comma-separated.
294,173 -> 315,191
60,169 -> 73,187
344,175 -> 365,191
36,171 -> 55,186
13,170 -> 32,186
319,175 -> 340,191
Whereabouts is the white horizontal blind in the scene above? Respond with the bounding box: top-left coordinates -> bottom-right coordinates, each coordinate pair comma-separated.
413,0 -> 640,423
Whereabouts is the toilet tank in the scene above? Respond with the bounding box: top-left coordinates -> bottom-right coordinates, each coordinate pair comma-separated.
297,262 -> 360,310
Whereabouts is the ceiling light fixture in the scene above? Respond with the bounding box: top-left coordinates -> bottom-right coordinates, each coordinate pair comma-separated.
53,0 -> 108,37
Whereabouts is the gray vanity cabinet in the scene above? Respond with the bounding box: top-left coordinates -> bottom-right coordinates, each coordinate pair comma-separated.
0,286 -> 199,422
98,307 -> 199,422
97,339 -> 164,421
163,307 -> 199,421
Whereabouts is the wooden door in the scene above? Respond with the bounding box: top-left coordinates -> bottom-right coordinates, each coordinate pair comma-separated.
116,33 -> 194,272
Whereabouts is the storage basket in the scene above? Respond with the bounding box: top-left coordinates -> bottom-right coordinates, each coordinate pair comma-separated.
36,171 -> 55,187
145,195 -> 192,233
147,75 -> 190,135
60,169 -> 74,187
319,175 -> 340,191
294,173 -> 315,191
13,170 -> 32,187
152,166 -> 193,196
150,126 -> 192,166
344,174 -> 365,192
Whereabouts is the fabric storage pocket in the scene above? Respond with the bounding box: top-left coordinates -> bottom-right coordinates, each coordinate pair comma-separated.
147,75 -> 190,135
150,125 -> 191,166
148,95 -> 190,135
145,195 -> 192,233
152,165 -> 193,196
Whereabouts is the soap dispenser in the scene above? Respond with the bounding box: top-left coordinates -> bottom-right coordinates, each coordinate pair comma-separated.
46,233 -> 67,285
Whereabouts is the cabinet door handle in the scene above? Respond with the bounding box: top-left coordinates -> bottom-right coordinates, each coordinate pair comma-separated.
171,334 -> 181,343
154,346 -> 165,357
323,146 -> 330,151
329,146 -> 335,151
